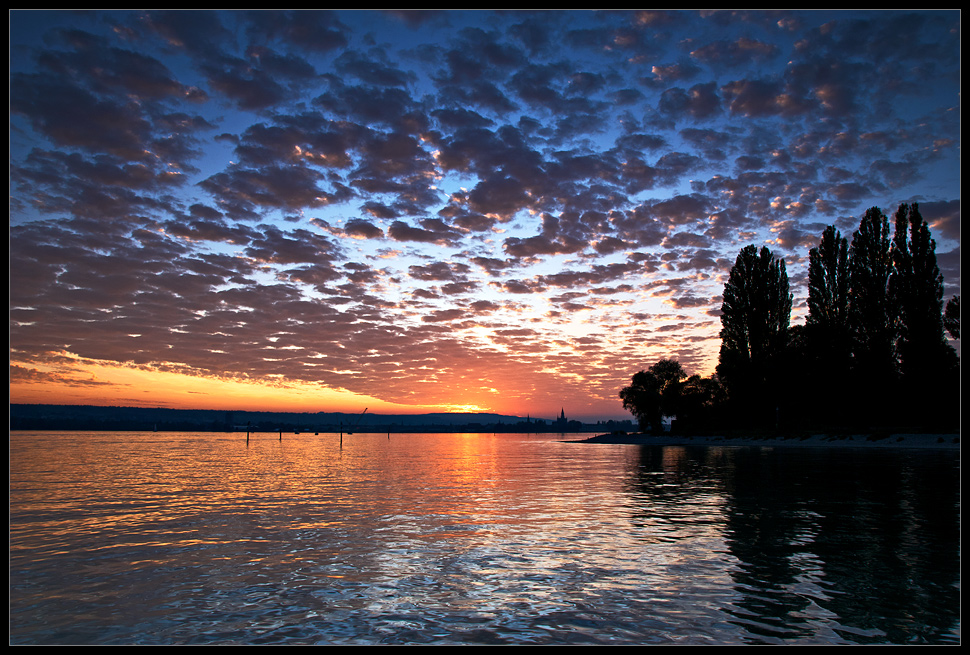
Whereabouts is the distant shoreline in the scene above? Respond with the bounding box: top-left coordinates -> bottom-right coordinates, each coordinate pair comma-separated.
570,432 -> 960,450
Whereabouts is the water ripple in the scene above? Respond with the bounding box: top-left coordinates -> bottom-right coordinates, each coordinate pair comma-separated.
9,432 -> 960,645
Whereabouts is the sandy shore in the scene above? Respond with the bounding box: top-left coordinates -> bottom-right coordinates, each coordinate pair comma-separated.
572,432 -> 960,450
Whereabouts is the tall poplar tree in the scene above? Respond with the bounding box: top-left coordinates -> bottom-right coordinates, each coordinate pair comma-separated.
716,244 -> 792,424
807,225 -> 851,348
848,207 -> 898,389
890,203 -> 958,424
805,225 -> 851,420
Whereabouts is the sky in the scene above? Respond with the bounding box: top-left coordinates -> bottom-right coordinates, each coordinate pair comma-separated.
9,10 -> 961,421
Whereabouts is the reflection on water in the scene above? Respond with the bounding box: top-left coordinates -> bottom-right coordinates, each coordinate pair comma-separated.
9,431 -> 960,645
627,446 -> 960,644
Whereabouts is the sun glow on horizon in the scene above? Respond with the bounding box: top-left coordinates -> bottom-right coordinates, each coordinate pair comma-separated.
10,350 -> 584,418
9,352 -> 456,415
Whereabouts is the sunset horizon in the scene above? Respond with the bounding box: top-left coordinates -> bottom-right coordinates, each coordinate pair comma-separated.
9,10 -> 960,423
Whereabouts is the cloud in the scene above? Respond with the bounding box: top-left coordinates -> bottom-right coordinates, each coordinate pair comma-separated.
467,175 -> 535,218
388,219 -> 463,246
919,199 -> 960,243
721,78 -> 814,117
8,10 -> 960,419
503,214 -> 589,259
690,36 -> 780,66
200,165 -> 353,218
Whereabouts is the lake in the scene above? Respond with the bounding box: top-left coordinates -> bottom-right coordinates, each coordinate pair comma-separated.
9,430 -> 960,645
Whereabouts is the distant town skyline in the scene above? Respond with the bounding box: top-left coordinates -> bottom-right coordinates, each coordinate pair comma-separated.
9,10 -> 960,421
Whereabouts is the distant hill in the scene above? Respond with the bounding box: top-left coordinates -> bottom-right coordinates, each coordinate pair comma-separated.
8,404 -> 631,433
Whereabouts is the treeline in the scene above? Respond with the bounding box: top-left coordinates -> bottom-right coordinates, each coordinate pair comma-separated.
9,404 -> 629,434
622,203 -> 960,434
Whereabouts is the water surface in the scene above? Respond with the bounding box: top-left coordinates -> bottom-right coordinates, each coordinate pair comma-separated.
9,431 -> 960,645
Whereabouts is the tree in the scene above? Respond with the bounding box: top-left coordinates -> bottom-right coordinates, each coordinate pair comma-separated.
620,359 -> 686,433
848,207 -> 898,400
674,373 -> 727,432
807,225 -> 851,343
716,244 -> 792,424
803,226 -> 852,423
620,369 -> 662,433
891,203 -> 953,367
890,203 -> 959,425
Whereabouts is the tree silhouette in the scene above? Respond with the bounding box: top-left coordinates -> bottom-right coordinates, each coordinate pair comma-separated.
892,204 -> 952,364
848,207 -> 898,417
620,206 -> 958,435
802,226 -> 852,423
674,373 -> 727,432
716,245 -> 792,425
620,359 -> 686,433
890,203 -> 959,425
807,225 -> 851,342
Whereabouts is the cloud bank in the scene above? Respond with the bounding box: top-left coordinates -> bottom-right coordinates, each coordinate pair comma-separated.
9,10 -> 960,419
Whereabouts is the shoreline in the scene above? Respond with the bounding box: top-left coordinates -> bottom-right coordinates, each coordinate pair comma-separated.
570,432 -> 960,450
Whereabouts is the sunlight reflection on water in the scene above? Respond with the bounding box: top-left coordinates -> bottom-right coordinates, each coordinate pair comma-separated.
9,431 -> 960,645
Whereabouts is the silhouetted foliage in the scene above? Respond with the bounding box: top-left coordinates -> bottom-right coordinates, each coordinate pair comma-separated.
620,360 -> 726,434
620,358 -> 686,433
622,204 -> 958,435
803,226 -> 853,422
892,204 -> 954,365
620,370 -> 661,433
807,225 -> 851,346
846,207 -> 900,420
672,373 -> 728,433
716,245 -> 792,426
890,203 -> 959,426
944,295 -> 960,340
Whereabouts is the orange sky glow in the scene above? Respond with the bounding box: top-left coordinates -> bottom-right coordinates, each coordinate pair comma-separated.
10,353 -> 504,415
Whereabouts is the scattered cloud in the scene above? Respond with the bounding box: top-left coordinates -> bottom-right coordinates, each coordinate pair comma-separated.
9,10 -> 960,419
